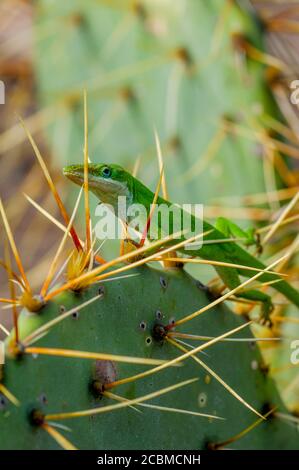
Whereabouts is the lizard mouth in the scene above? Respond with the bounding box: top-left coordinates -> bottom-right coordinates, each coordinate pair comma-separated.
63,167 -> 129,201
63,168 -> 99,188
63,165 -> 130,207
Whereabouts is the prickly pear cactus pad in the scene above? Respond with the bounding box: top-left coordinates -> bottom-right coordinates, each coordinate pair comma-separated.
1,265 -> 299,450
35,0 -> 279,206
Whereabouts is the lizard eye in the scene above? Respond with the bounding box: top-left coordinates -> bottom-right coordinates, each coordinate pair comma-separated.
102,166 -> 111,178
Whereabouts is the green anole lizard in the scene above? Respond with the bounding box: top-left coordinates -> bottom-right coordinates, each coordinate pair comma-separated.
63,163 -> 299,323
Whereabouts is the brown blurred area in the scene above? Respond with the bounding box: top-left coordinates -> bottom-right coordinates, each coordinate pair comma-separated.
254,1 -> 299,138
0,0 -> 299,337
0,0 -> 62,333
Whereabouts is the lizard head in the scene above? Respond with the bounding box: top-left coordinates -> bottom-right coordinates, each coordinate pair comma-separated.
63,163 -> 133,208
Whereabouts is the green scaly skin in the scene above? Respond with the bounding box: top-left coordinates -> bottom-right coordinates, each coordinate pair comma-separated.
63,163 -> 299,323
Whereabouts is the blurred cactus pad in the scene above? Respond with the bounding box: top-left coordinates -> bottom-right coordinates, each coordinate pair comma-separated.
35,0 -> 278,204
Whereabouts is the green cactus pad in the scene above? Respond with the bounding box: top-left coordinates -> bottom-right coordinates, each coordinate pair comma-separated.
1,266 -> 298,449
35,0 -> 278,206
